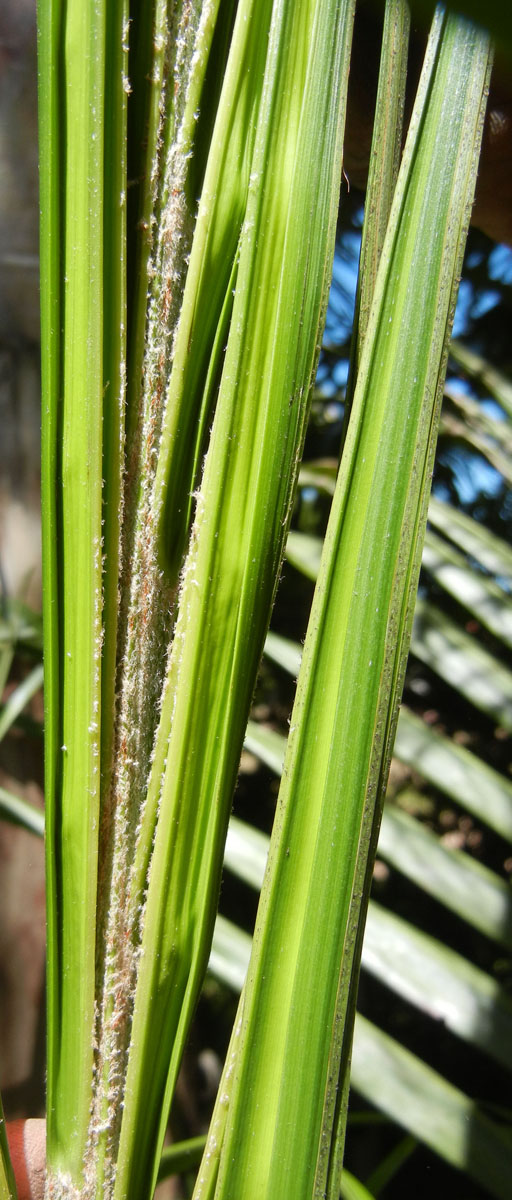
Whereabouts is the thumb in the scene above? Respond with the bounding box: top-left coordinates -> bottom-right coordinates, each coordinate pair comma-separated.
6,1121 -> 45,1200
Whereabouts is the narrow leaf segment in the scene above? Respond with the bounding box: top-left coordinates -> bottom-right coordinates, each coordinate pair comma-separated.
195,11 -> 492,1199
113,1 -> 356,1195
39,0 -> 356,1195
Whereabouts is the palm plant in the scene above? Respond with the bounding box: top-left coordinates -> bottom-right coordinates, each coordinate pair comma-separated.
0,0 -> 511,1197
